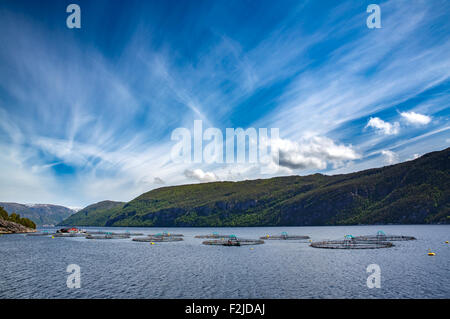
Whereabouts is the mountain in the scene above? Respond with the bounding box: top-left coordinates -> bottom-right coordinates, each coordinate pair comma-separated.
59,147 -> 450,227
0,203 -> 75,226
57,200 -> 126,226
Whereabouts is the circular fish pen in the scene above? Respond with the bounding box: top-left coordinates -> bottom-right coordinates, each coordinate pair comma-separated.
203,235 -> 265,246
85,234 -> 131,239
260,231 -> 310,240
147,231 -> 184,237
310,235 -> 394,249
133,236 -> 184,242
53,233 -> 86,238
195,232 -> 231,239
354,231 -> 416,241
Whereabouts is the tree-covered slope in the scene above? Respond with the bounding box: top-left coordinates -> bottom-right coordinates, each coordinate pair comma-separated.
0,206 -> 36,233
58,200 -> 125,226
59,147 -> 450,227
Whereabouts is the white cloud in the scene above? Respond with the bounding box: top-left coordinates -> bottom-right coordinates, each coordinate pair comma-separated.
365,117 -> 400,135
400,111 -> 431,125
381,150 -> 399,165
274,136 -> 360,170
184,169 -> 218,182
1,1 -> 449,207
154,177 -> 165,184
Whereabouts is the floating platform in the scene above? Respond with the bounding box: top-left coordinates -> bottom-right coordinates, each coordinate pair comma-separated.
353,231 -> 415,241
85,234 -> 131,239
203,239 -> 265,246
203,235 -> 264,246
310,239 -> 394,249
133,236 -> 184,242
260,232 -> 310,240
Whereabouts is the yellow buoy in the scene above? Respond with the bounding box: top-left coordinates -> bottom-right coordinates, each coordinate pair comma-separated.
427,249 -> 435,256
151,242 -> 155,245
445,241 -> 449,244
51,236 -> 54,239
266,234 -> 269,238
250,248 -> 254,250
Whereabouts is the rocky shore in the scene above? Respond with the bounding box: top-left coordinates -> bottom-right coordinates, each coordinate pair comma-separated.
0,218 -> 36,234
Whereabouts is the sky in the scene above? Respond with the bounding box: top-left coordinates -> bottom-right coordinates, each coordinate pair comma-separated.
0,0 -> 449,208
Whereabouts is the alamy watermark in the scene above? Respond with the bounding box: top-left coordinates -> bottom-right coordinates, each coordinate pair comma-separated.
366,264 -> 381,288
66,4 -> 81,29
66,264 -> 81,289
170,120 -> 280,174
366,4 -> 381,29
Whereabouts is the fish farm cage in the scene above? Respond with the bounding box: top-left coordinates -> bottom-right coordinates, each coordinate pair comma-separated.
310,235 -> 394,249
260,232 -> 310,240
52,233 -> 86,238
353,231 -> 416,241
310,240 -> 394,249
132,236 -> 184,242
147,232 -> 184,237
195,232 -> 231,239
202,235 -> 265,246
85,234 -> 131,239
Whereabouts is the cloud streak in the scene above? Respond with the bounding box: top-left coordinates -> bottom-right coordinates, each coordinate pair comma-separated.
0,0 -> 449,206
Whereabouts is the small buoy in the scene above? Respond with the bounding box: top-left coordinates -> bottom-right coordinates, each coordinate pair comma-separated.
445,241 -> 449,244
250,248 -> 254,250
427,249 -> 435,256
51,236 -> 54,239
150,242 -> 155,245
266,235 -> 269,238
309,239 -> 312,242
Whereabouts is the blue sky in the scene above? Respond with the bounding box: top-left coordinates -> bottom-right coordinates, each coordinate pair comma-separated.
0,0 -> 449,207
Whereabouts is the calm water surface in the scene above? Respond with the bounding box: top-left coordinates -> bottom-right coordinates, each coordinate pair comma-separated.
1,225 -> 449,298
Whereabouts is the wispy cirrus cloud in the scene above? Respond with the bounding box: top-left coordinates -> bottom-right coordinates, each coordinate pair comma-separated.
0,0 -> 449,206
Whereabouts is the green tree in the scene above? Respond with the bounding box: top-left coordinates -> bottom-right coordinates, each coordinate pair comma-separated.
19,217 -> 36,229
0,207 -> 36,229
9,212 -> 20,223
0,206 -> 8,220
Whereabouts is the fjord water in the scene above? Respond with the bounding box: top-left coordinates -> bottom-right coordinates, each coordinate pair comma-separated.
1,225 -> 449,299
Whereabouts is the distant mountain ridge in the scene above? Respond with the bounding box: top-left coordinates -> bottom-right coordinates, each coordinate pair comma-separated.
60,147 -> 449,227
0,203 -> 75,226
58,200 -> 125,226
